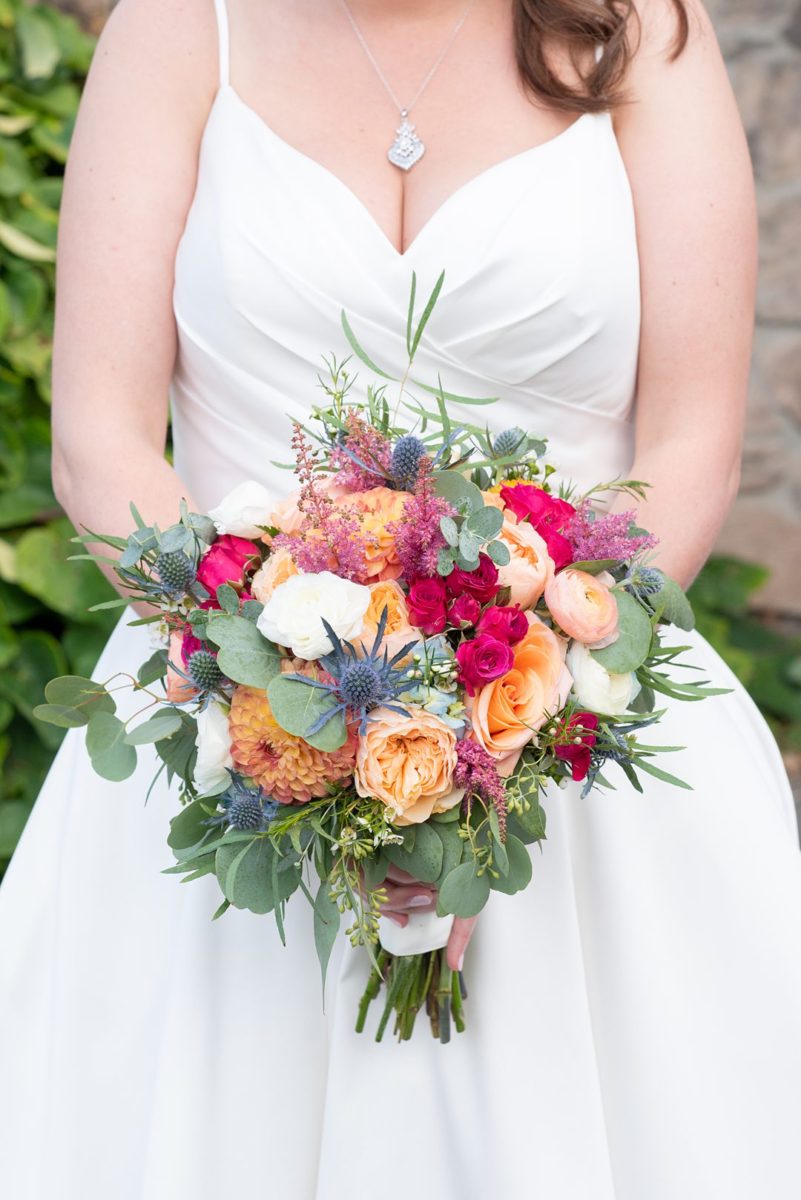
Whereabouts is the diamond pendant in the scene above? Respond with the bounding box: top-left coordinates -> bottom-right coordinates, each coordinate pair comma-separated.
388,111 -> 425,172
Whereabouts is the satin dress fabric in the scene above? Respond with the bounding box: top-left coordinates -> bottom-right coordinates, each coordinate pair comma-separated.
2,1 -> 801,1196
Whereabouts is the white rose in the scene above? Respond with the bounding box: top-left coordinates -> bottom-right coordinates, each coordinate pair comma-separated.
257,571 -> 371,660
208,481 -> 275,538
193,701 -> 234,794
566,641 -> 641,715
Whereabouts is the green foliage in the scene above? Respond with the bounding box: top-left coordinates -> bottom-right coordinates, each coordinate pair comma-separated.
688,556 -> 801,753
0,4 -> 115,875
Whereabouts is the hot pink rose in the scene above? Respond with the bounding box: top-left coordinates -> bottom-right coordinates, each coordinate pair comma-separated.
446,553 -> 500,604
500,484 -> 575,570
196,534 -> 260,593
448,593 -> 481,628
407,576 -> 448,635
455,634 -> 515,697
477,605 -> 529,645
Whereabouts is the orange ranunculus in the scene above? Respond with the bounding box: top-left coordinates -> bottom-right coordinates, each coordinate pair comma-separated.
544,568 -> 619,645
347,486 -> 411,581
354,705 -> 462,825
468,613 -> 572,775
496,514 -> 555,609
356,579 -> 420,661
250,546 -> 299,603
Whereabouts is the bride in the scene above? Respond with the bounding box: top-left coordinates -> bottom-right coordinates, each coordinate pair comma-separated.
2,0 -> 800,1196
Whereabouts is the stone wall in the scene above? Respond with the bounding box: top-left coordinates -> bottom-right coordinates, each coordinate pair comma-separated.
50,0 -> 801,612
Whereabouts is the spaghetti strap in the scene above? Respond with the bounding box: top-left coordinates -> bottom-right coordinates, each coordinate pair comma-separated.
212,0 -> 230,89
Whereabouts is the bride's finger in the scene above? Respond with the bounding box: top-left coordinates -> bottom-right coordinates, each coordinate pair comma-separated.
446,915 -> 479,972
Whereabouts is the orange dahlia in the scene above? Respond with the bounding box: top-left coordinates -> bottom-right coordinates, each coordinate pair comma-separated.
228,685 -> 357,803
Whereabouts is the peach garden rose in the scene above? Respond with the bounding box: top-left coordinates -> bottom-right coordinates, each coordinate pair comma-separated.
496,513 -> 555,609
354,705 -> 462,825
544,568 -> 619,645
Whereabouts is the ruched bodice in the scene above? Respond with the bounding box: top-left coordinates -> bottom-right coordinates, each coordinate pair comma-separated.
169,76 -> 640,509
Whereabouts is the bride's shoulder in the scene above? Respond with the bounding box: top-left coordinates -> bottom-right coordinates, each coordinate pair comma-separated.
84,0 -> 220,131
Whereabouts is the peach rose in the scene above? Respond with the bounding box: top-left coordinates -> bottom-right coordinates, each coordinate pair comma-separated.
496,514 -> 555,609
166,630 -> 198,703
481,490 -> 506,511
354,705 -> 462,825
250,546 -> 299,604
356,579 -> 420,661
347,486 -> 411,581
268,478 -> 352,539
468,613 -> 572,775
544,568 -> 619,645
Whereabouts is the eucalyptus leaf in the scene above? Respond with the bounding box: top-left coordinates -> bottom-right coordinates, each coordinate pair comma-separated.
490,835 -> 532,895
266,674 -> 346,751
653,574 -> 695,632
32,702 -> 88,729
206,614 -> 281,688
124,709 -> 183,745
386,821 -> 443,883
592,590 -> 653,674
440,515 -> 459,547
465,505 -> 503,540
437,860 -> 491,918
85,711 -> 137,781
433,471 -> 483,515
225,837 -> 276,913
215,583 -> 239,614
167,798 -> 214,852
485,538 -> 511,566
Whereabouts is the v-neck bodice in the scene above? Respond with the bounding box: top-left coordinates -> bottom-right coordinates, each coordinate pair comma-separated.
169,1 -> 641,508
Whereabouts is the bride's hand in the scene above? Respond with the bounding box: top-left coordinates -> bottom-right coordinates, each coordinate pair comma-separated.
360,863 -> 478,972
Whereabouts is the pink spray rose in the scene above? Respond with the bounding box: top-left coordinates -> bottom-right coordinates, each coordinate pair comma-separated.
500,484 -> 575,571
477,604 -> 529,645
455,633 -> 515,697
446,553 -> 500,604
448,593 -> 481,628
196,534 -> 260,593
407,576 -> 449,635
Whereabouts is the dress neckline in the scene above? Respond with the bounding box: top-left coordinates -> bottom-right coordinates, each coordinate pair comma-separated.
212,82 -> 602,261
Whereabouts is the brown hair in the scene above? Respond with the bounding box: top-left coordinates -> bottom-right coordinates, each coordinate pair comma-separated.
513,0 -> 690,112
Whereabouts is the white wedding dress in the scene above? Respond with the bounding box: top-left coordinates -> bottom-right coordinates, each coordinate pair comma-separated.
2,2 -> 801,1196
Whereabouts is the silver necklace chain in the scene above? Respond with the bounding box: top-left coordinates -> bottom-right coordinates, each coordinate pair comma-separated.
338,0 -> 479,171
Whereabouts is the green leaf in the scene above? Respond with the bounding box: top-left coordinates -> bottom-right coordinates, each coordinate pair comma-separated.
653,574 -> 695,632
386,821 -> 443,883
433,822 -> 463,887
440,515 -> 459,547
635,758 -> 693,790
167,798 -> 213,852
490,835 -> 532,895
16,10 -> 62,79
569,559 -> 620,575
362,852 -> 390,890
485,538 -> 510,566
313,881 -> 341,996
43,675 -> 115,721
215,583 -> 239,614
0,218 -> 55,262
85,711 -> 137,781
434,471 -> 483,515
592,590 -> 653,674
137,649 -> 168,687
206,614 -> 281,688
223,837 -> 275,913
507,801 -> 547,845
32,702 -> 86,729
155,711 -> 198,782
124,709 -> 183,745
340,310 -> 397,380
266,674 -> 347,751
465,505 -> 503,540
409,270 -> 445,359
437,860 -> 491,918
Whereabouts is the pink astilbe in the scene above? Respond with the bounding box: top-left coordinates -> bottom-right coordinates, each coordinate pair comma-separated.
568,503 -> 658,565
387,455 -> 454,579
454,739 -> 508,839
329,411 -> 393,493
275,424 -> 367,580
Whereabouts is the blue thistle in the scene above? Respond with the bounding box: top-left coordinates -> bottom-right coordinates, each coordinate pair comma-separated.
283,605 -> 418,735
204,777 -> 279,832
155,549 -> 196,595
186,648 -> 223,692
391,435 -> 426,490
492,427 -> 525,458
625,566 -> 664,601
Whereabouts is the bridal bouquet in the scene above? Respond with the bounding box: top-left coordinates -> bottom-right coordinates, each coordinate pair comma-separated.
37,274 -> 720,1042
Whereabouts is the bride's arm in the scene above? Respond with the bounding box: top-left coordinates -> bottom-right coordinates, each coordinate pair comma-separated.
611,0 -> 757,589
51,0 -> 221,596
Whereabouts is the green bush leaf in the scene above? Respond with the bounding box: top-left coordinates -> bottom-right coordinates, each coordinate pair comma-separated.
387,821 -> 443,883
266,674 -> 346,751
465,505 -> 503,540
43,674 -> 115,719
437,860 -> 491,917
434,470 -> 483,515
486,538 -> 510,566
32,702 -> 86,729
226,838 -> 276,913
167,798 -> 213,852
592,590 -> 653,674
206,613 -> 281,688
653,574 -> 695,632
14,519 -> 117,623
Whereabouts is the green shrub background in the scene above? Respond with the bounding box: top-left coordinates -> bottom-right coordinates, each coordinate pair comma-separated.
0,0 -> 799,876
